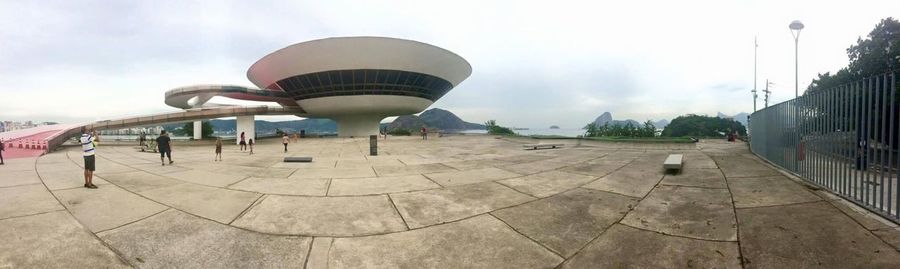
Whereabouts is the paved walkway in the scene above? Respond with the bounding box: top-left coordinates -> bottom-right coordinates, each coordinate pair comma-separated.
1,136 -> 898,268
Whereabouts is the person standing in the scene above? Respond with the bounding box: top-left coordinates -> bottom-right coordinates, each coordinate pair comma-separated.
157,130 -> 174,166
248,138 -> 254,155
139,132 -> 146,152
0,138 -> 5,165
80,127 -> 98,189
421,127 -> 428,140
239,131 -> 247,151
215,137 -> 223,161
282,134 -> 289,152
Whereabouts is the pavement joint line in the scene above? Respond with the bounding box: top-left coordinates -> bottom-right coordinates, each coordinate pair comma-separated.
385,194 -> 411,230
0,208 -> 67,222
657,183 -> 728,190
575,187 -> 642,199
488,212 -> 566,260
554,149 -> 653,269
224,176 -> 252,189
733,199 -> 825,210
228,193 -> 266,225
302,236 -> 316,269
324,178 -> 333,196
492,180 -> 541,199
420,173 -> 446,188
33,155 -> 137,268
822,197 -> 900,251
617,222 -> 739,243
95,207 -> 172,235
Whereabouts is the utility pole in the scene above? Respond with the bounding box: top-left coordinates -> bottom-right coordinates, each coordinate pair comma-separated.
752,36 -> 758,112
763,79 -> 773,108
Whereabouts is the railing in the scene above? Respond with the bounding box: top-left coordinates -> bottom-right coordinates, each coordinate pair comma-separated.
750,71 -> 899,223
44,106 -> 307,152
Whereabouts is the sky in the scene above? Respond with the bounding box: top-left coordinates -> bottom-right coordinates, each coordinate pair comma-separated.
1,0 -> 898,128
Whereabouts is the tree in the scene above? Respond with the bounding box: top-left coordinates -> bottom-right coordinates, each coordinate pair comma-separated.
807,17 -> 900,94
484,120 -> 516,135
662,114 -> 746,137
180,121 -> 215,139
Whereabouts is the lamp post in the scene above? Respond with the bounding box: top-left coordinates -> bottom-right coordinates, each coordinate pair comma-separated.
753,36 -> 758,112
789,20 -> 804,98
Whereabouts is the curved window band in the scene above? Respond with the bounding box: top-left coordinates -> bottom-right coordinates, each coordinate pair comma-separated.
270,69 -> 454,102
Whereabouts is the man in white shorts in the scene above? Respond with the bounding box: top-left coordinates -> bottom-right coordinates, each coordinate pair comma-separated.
80,127 -> 99,189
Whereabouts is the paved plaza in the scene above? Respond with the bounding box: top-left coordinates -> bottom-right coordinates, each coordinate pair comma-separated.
1,135 -> 899,268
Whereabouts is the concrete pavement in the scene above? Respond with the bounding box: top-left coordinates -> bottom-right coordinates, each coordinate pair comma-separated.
0,136 -> 898,268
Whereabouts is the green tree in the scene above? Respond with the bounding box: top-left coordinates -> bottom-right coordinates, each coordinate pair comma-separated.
484,120 -> 516,135
807,17 -> 900,94
180,121 -> 215,139
662,114 -> 745,137
583,123 -> 600,137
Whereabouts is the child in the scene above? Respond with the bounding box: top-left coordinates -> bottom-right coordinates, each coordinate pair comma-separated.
248,138 -> 254,155
215,137 -> 223,161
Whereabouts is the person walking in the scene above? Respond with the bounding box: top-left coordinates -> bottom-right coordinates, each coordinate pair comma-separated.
157,130 -> 174,166
282,133 -> 289,152
215,137 -> 223,161
248,138 -> 254,155
0,138 -> 5,165
421,127 -> 428,140
139,132 -> 146,152
80,127 -> 98,189
239,131 -> 247,151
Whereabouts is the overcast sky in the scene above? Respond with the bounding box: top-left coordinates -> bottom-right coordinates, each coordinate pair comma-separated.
1,0 -> 897,128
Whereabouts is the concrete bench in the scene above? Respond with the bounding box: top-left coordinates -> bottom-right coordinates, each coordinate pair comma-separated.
664,154 -> 683,171
284,157 -> 313,163
523,143 -> 564,150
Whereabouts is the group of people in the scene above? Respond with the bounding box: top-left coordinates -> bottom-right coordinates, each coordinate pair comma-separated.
79,128 -> 302,189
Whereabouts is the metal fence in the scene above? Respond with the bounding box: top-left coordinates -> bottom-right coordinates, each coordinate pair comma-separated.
750,72 -> 899,223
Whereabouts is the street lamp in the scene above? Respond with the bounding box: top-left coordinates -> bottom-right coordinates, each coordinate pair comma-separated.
790,20 -> 804,98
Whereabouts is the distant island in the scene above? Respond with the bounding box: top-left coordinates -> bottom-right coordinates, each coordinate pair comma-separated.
549,125 -> 560,129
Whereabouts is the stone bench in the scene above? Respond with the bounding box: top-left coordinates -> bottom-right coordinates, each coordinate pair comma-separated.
664,154 -> 684,172
284,157 -> 313,163
523,143 -> 564,150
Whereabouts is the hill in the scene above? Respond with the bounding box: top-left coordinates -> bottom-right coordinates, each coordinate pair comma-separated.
591,112 -> 641,127
387,115 -> 427,131
716,112 -> 749,127
418,108 -> 485,130
663,114 -> 746,137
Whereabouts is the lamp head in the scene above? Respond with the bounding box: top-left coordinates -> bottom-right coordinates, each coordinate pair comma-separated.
789,20 -> 804,31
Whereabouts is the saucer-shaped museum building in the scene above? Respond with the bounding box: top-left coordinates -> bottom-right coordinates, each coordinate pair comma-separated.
170,37 -> 472,137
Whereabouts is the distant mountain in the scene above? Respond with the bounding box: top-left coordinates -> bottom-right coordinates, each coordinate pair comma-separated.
591,112 -> 641,127
549,125 -> 560,129
418,108 -> 485,130
388,115 -> 427,131
716,112 -> 749,127
160,108 -> 480,135
611,119 -> 641,127
653,119 -> 669,129
732,112 -> 750,127
201,118 -> 337,134
593,112 -> 613,126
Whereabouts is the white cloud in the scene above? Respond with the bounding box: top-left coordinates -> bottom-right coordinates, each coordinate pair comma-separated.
1,0 -> 897,127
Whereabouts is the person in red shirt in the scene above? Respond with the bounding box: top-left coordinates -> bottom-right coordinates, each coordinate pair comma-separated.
421,127 -> 427,140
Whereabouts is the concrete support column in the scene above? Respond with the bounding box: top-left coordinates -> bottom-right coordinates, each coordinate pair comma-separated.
236,115 -> 255,145
333,115 -> 384,138
193,121 -> 202,140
